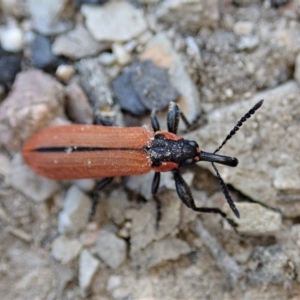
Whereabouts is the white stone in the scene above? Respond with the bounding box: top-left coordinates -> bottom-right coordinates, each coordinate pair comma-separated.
95,229 -> 127,269
9,153 -> 60,202
58,185 -> 90,234
55,65 -> 75,82
79,249 -> 100,294
224,203 -> 282,235
112,43 -> 131,65
233,21 -> 254,36
0,24 -> 23,52
51,236 -> 82,264
273,165 -> 300,191
81,2 -> 147,42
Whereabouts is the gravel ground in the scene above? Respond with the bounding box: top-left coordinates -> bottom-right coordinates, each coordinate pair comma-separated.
0,0 -> 300,299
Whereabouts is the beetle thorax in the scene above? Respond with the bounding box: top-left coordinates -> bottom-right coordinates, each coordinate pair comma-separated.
145,133 -> 200,170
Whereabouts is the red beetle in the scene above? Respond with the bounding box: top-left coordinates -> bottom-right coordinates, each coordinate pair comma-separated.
23,100 -> 263,221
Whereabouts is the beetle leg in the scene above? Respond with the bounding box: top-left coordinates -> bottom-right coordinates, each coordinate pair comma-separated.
151,172 -> 162,229
172,170 -> 237,228
151,172 -> 160,194
153,195 -> 162,230
151,109 -> 160,132
89,177 -> 114,221
167,102 -> 180,134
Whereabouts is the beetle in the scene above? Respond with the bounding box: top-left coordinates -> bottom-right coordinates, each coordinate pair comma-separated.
22,100 -> 263,222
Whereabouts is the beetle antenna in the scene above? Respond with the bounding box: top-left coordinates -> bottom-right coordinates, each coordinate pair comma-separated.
211,162 -> 240,218
214,99 -> 264,154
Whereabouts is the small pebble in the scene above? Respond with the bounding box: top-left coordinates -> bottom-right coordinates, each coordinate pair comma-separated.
95,229 -> 127,269
9,153 -> 60,203
58,185 -> 91,234
79,249 -> 100,295
0,24 -> 23,52
51,236 -> 82,264
81,2 -> 147,42
0,47 -> 21,87
30,35 -> 59,70
112,43 -> 131,65
131,60 -> 180,110
107,275 -> 121,291
56,65 -> 76,82
112,68 -> 148,116
98,52 -> 116,66
233,21 -> 254,36
65,83 -> 94,124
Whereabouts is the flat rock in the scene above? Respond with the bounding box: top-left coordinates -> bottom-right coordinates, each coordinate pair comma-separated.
130,190 -> 181,255
94,229 -> 127,269
0,69 -> 66,154
0,47 -> 21,87
81,2 -> 147,42
58,185 -> 91,234
26,0 -> 72,35
51,236 -> 82,264
112,60 -> 179,115
185,81 -> 300,218
76,57 -> 113,111
247,245 -> 289,285
52,23 -> 110,59
8,153 -> 60,202
224,203 -> 282,236
155,0 -> 219,32
65,83 -> 94,124
79,249 -> 100,294
132,237 -> 191,269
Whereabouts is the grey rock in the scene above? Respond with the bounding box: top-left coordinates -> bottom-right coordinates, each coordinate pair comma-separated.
185,81 -> 300,218
113,60 -> 179,115
130,190 -> 181,254
58,185 -> 91,234
72,179 -> 96,193
112,42 -> 131,66
155,0 -> 219,32
30,35 -> 59,69
98,52 -> 116,66
131,60 -> 180,110
233,21 -> 254,36
65,83 -> 94,124
81,2 -> 148,42
9,153 -> 60,202
112,67 -> 148,116
0,69 -> 66,154
79,249 -> 100,294
194,218 -> 245,283
13,267 -> 57,299
237,35 -> 259,51
0,23 -> 23,52
27,0 -> 72,35
224,203 -> 282,236
141,33 -> 201,124
295,52 -> 300,84
76,57 -> 114,110
95,229 -> 127,269
273,165 -> 300,191
247,245 -> 289,285
51,236 -> 82,264
52,23 -> 110,59
0,49 -> 21,88
132,237 -> 191,269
